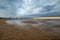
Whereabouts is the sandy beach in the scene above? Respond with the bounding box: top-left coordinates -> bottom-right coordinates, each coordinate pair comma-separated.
0,19 -> 60,40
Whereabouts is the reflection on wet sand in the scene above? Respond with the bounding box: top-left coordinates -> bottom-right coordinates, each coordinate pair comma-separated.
0,19 -> 60,40
6,19 -> 60,26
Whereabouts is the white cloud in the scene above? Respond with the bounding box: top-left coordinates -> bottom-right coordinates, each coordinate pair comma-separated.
16,0 -> 33,17
17,8 -> 26,17
23,0 -> 32,6
32,7 -> 43,14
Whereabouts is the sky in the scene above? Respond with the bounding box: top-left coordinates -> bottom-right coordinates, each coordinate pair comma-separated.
0,0 -> 60,18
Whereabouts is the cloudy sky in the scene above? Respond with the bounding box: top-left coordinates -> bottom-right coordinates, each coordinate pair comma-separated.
0,0 -> 60,18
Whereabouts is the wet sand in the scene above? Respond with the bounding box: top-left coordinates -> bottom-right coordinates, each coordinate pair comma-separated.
0,19 -> 60,40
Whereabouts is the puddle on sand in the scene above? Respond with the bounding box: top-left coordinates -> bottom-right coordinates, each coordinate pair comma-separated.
6,20 -> 60,26
6,20 -> 29,26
